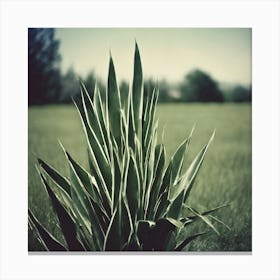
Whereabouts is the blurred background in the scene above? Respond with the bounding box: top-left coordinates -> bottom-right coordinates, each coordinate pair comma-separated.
28,28 -> 251,251
28,28 -> 251,105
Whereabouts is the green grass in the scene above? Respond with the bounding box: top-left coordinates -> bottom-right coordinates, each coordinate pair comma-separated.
28,103 -> 251,251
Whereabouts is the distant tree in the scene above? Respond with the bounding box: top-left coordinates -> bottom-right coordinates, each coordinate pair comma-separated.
144,78 -> 156,107
84,71 -> 95,96
230,85 -> 251,102
158,79 -> 172,103
144,78 -> 155,93
98,81 -> 106,104
28,28 -> 61,105
144,78 -> 173,103
60,67 -> 80,103
180,70 -> 224,102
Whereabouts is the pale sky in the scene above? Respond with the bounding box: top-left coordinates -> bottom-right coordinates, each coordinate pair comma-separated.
56,28 -> 251,86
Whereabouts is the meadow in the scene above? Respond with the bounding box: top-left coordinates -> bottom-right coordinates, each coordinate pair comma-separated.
28,103 -> 251,251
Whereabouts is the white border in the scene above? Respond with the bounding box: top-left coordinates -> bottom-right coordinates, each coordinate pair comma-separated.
1,0 -> 279,279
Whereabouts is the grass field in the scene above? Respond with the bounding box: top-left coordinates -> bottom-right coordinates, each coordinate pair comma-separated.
28,103 -> 252,251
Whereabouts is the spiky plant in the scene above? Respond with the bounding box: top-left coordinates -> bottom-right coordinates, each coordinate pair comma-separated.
28,43 -> 228,251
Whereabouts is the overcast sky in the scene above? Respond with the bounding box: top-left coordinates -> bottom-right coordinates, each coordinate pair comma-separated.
56,28 -> 251,86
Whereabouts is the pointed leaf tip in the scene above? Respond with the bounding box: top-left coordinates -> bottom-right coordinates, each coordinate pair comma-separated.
210,130 -> 216,141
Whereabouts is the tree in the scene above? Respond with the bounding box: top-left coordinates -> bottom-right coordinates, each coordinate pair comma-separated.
144,78 -> 173,103
180,70 -> 224,102
60,67 -> 80,103
158,79 -> 172,103
84,71 -> 96,96
230,85 -> 251,102
28,28 -> 61,105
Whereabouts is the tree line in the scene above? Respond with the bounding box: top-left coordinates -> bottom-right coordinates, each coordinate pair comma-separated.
28,28 -> 251,105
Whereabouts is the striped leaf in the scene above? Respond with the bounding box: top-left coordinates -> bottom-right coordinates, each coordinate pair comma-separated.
172,131 -> 215,204
74,99 -> 112,201
185,205 -> 220,235
61,145 -> 106,250
80,82 -> 110,161
132,42 -> 143,135
37,170 -> 84,251
183,131 -> 215,202
169,126 -> 194,196
104,204 -> 121,250
108,55 -> 122,146
38,158 -> 71,196
28,209 -> 67,251
126,152 -> 140,221
146,144 -> 165,219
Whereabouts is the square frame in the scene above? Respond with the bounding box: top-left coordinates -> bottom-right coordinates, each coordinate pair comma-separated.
1,0 -> 279,279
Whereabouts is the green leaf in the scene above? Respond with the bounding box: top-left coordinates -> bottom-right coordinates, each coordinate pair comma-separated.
37,161 -> 73,214
37,170 -> 85,251
104,204 -> 121,251
38,158 -> 71,196
168,125 -> 194,198
126,152 -> 140,221
163,217 -> 184,228
154,190 -> 170,220
28,209 -> 67,251
128,93 -> 136,150
171,131 -> 215,204
168,190 -> 185,219
110,151 -> 120,212
68,156 -> 110,238
61,145 -> 106,250
208,215 -> 231,231
80,81 -> 110,161
63,149 -> 107,217
73,100 -> 112,203
143,122 -> 158,218
185,205 -> 220,235
80,87 -> 112,183
146,144 -> 165,219
121,194 -> 134,246
143,88 -> 158,156
93,83 -> 111,154
184,203 -> 229,220
132,42 -> 143,134
89,196 -> 110,235
70,189 -> 95,249
183,131 -> 215,202
108,55 -> 122,146
158,159 -> 173,198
